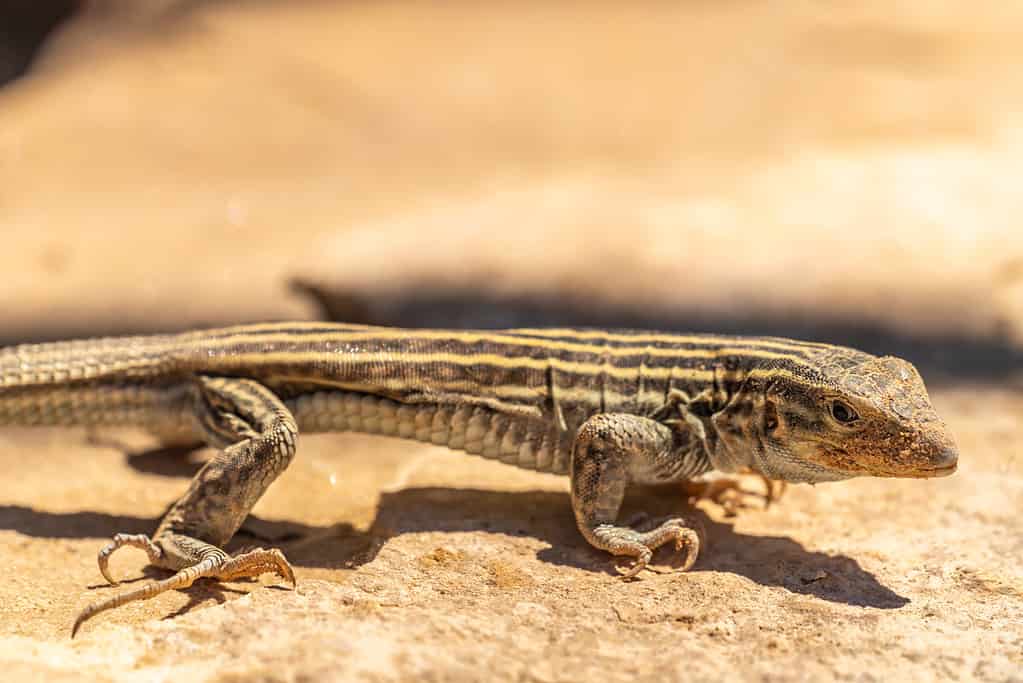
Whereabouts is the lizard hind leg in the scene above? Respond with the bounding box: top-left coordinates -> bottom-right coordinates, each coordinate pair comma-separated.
684,472 -> 787,516
570,413 -> 702,579
73,534 -> 294,637
73,376 -> 300,637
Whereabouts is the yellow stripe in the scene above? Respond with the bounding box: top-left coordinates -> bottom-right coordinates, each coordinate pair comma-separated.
232,351 -> 828,399
510,327 -> 834,351
203,349 -> 792,382
197,321 -> 831,354
195,329 -> 820,366
194,322 -> 828,355
301,366 -> 823,403
191,321 -> 371,338
270,373 -> 637,407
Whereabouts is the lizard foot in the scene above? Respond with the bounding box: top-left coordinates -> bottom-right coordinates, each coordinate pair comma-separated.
593,516 -> 701,579
97,533 -> 163,585
74,535 -> 295,637
684,473 -> 786,516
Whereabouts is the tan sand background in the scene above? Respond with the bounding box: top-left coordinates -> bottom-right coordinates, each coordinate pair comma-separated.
0,2 -> 1020,681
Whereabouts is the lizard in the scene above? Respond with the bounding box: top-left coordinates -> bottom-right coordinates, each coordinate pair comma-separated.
0,322 -> 958,635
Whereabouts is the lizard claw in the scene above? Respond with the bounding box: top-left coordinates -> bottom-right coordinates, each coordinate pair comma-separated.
596,516 -> 702,579
615,548 -> 653,579
97,534 -> 163,586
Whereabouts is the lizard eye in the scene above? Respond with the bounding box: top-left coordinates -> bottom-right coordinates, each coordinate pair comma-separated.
830,400 -> 859,424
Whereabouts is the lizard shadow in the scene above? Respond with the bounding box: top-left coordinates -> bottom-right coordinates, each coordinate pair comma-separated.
80,431 -> 207,479
355,486 -> 909,609
108,442 -> 904,609
0,503 -> 351,550
0,484 -> 907,612
123,443 -> 207,478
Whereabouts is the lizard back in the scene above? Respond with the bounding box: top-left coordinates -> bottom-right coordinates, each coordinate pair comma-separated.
0,322 -> 856,474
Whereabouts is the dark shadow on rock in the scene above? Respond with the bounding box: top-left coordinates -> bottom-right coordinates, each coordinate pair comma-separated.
160,583 -> 247,622
291,281 -> 1023,386
0,506 -> 155,539
0,2 -> 79,86
83,432 -> 207,479
0,504 -> 350,557
125,443 -> 208,478
363,486 -> 909,609
2,485 -> 906,611
0,504 -> 364,619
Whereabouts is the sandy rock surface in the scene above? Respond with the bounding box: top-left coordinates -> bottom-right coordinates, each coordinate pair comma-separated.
0,2 -> 1021,681
2,391 -> 1021,682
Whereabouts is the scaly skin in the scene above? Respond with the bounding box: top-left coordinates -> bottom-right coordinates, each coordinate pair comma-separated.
0,323 -> 958,635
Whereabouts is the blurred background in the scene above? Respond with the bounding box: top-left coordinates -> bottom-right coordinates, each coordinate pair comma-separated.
1,1 -> 1021,386
1,3 -> 1021,680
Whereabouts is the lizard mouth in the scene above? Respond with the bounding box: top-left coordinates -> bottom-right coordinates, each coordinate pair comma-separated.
906,463 -> 957,478
817,447 -> 958,479
914,445 -> 959,478
865,442 -> 959,479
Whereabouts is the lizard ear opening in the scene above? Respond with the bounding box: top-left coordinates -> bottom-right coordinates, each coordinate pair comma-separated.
764,399 -> 779,432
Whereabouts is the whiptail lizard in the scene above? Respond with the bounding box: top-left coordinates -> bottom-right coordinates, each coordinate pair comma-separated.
0,322 -> 958,635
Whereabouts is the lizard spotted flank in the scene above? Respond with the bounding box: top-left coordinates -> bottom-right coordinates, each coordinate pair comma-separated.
0,322 -> 958,635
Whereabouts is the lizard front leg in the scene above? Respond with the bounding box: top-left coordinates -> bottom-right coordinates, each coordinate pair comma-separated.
73,376 -> 298,636
660,387 -> 786,515
571,413 -> 701,579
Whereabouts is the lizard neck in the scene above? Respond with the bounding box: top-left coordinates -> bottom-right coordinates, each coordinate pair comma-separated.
706,376 -> 765,475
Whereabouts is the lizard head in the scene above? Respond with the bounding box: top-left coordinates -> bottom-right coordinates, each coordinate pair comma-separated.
752,351 -> 958,484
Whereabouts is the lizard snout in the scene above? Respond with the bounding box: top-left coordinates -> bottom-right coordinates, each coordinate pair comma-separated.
925,444 -> 958,476
911,429 -> 958,477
